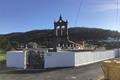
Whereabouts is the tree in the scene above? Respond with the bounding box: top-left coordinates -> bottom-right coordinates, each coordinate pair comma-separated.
0,36 -> 12,51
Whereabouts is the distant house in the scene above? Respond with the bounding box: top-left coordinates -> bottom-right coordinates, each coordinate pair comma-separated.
102,37 -> 119,43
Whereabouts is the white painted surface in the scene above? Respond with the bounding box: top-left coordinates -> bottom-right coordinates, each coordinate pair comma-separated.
6,51 -> 26,69
44,50 -> 117,68
74,50 -> 115,66
6,49 -> 119,69
44,52 -> 74,68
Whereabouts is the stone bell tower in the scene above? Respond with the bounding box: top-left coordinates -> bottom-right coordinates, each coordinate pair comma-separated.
54,15 -> 68,37
54,15 -> 69,45
52,15 -> 83,51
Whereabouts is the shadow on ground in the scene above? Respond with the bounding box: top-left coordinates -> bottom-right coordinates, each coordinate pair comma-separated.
0,60 -> 73,74
0,60 -> 6,70
0,66 -> 72,74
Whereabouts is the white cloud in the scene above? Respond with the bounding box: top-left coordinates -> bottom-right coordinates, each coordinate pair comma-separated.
94,0 -> 120,12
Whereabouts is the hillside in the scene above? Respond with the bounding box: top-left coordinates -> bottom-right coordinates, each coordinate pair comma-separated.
0,27 -> 120,50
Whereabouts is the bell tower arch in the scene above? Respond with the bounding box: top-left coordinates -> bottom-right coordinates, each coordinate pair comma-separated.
53,15 -> 70,49
54,15 -> 68,37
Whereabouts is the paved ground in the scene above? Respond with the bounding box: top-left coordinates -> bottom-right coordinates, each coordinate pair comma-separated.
0,62 -> 104,80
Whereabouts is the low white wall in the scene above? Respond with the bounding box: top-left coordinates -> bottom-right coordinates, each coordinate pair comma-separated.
6,49 -> 119,69
44,52 -> 74,68
74,50 -> 115,66
6,51 -> 26,69
45,50 -> 117,68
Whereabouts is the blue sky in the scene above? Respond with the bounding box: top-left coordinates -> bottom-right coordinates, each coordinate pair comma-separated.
0,0 -> 120,34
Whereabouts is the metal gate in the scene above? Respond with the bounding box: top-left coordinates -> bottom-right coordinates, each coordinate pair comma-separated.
26,49 -> 44,69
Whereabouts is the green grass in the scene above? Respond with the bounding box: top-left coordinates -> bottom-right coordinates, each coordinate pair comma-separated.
0,50 -> 6,61
0,54 -> 5,61
0,51 -> 6,70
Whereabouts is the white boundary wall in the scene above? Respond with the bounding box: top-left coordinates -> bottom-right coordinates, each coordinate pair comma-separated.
6,49 -> 120,69
44,52 -> 74,68
6,51 -> 26,69
44,50 -> 118,68
74,50 -> 115,66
